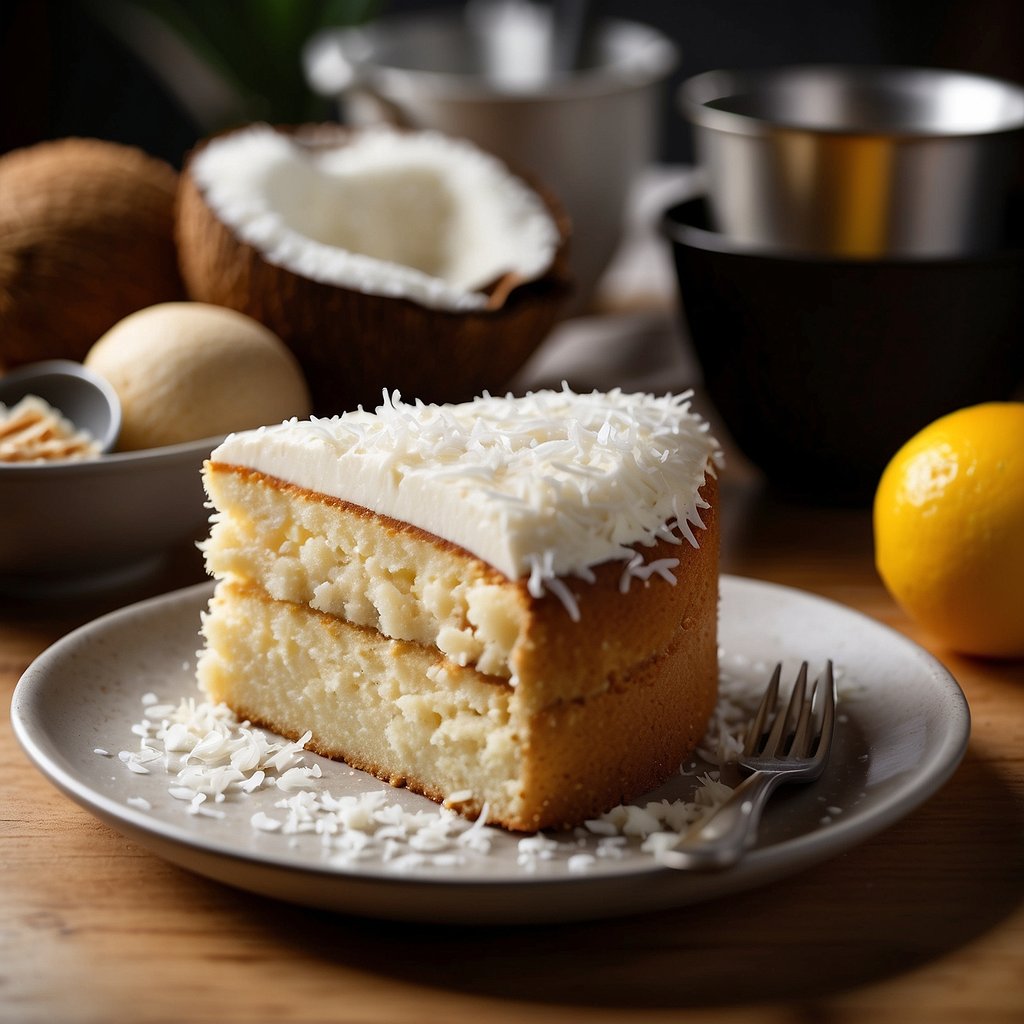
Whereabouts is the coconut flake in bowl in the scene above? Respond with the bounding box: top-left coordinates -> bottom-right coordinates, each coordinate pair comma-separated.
0,395 -> 101,463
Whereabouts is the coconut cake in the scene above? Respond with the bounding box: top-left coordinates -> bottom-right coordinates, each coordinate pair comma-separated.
197,387 -> 723,831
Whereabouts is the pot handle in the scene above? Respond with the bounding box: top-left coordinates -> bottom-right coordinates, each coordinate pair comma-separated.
303,29 -> 413,129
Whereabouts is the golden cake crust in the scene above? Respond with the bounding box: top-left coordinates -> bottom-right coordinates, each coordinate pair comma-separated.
514,476 -> 718,709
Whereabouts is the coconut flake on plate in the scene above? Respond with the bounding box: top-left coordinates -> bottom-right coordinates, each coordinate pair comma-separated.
109,666 -> 769,874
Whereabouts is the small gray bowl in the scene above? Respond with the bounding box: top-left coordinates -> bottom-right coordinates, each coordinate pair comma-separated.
0,359 -> 122,454
0,434 -> 224,589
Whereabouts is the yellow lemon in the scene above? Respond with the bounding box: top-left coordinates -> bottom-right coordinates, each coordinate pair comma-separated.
874,402 -> 1024,658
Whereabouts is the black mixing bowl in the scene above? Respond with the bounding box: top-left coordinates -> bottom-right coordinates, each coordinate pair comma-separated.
663,195 -> 1024,504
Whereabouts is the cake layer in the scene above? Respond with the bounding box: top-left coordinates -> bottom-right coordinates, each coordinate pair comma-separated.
197,580 -> 718,831
203,462 -> 526,678
198,581 -> 522,821
202,464 -> 719,710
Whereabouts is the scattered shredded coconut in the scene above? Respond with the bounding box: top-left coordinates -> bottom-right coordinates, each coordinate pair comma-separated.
595,837 -> 629,859
111,657 -> 841,876
251,811 -> 283,832
567,853 -> 597,874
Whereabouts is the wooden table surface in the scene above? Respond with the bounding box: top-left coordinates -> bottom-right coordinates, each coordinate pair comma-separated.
2,445 -> 1023,1024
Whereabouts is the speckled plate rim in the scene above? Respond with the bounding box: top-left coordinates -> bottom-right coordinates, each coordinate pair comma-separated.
11,575 -> 970,924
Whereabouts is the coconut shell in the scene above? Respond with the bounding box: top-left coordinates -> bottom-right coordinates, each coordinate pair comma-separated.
175,125 -> 572,415
0,138 -> 184,367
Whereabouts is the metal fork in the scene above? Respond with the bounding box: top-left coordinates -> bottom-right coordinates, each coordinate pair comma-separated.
661,660 -> 837,871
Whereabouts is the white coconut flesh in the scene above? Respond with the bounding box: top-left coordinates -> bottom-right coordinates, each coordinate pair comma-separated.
189,124 -> 561,312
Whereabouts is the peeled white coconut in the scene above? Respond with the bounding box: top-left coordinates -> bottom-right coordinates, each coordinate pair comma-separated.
175,124 -> 571,414
85,302 -> 311,451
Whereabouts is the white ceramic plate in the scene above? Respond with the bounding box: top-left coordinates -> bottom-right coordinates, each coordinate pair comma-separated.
11,575 -> 970,924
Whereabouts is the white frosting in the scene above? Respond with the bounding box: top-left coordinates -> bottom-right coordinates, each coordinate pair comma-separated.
190,124 -> 560,312
211,387 -> 722,606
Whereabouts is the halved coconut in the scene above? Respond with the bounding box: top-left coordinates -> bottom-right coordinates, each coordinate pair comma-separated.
0,138 -> 184,367
175,123 -> 571,413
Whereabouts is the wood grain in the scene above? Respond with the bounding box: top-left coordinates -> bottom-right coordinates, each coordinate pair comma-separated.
2,474 -> 1022,1024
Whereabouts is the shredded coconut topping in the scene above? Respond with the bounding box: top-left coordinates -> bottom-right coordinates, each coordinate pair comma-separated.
211,385 -> 723,619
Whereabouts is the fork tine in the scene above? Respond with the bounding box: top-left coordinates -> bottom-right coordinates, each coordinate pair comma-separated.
743,662 -> 781,755
667,659 -> 838,870
790,677 -> 819,757
814,660 -> 837,761
762,661 -> 808,757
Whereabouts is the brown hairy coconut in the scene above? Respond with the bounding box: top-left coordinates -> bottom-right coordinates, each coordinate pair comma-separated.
175,123 -> 571,415
0,138 -> 184,367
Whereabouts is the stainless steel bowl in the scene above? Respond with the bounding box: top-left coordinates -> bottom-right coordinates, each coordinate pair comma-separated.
305,7 -> 677,307
680,65 -> 1024,257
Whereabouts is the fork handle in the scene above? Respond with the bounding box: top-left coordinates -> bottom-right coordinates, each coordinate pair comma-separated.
659,771 -> 783,871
